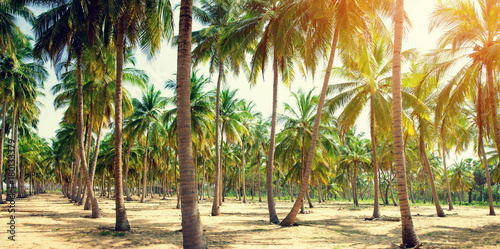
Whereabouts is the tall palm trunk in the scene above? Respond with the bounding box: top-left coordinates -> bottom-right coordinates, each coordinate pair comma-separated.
113,17 -> 131,230
370,103 -> 380,218
141,127 -> 150,203
419,131 -> 445,217
242,136 -> 246,203
280,28 -> 339,227
176,1 -> 207,247
211,61 -> 223,216
124,145 -> 132,201
76,48 -> 101,219
258,150 -> 262,202
0,100 -> 7,204
486,66 -> 500,170
71,153 -> 80,202
477,76 -> 496,216
392,0 -> 419,246
441,138 -> 453,210
201,158 -> 206,200
266,55 -> 280,224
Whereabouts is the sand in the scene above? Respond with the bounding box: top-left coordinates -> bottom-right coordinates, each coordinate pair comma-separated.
1,193 -> 499,248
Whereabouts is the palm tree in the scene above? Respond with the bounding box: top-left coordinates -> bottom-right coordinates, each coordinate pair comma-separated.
0,0 -> 34,55
33,0 -> 102,218
275,89 -> 330,211
392,0 -> 419,247
176,0 -> 207,247
431,0 -> 500,216
449,159 -> 475,205
240,0 -> 303,224
191,0 -> 242,216
405,61 -> 446,217
128,84 -> 167,203
325,24 -> 404,217
100,0 -> 173,230
165,70 -> 214,203
281,0 -> 395,226
1,35 -> 46,202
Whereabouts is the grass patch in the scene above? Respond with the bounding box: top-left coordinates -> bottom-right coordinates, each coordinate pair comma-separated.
113,232 -> 126,237
99,231 -> 111,236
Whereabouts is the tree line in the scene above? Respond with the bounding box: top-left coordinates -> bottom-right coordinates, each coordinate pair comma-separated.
1,0 -> 500,248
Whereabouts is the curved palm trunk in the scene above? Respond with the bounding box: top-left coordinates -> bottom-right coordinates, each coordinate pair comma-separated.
370,104 -> 380,218
0,100 -> 7,204
141,128 -> 150,203
280,28 -> 339,227
85,107 -> 105,209
266,55 -> 280,224
177,1 -> 207,247
211,62 -> 223,216
419,131 -> 445,217
76,49 -> 102,219
477,77 -> 496,216
392,0 -> 419,246
113,19 -> 130,230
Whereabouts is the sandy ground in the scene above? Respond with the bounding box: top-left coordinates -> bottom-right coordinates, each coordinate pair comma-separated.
1,192 -> 499,248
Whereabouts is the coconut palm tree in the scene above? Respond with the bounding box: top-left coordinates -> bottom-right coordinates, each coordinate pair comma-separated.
32,0 -> 103,218
191,0 -> 243,216
392,0 -> 420,246
1,35 -> 46,202
176,0 -> 207,246
325,24 -> 408,217
0,0 -> 34,55
127,84 -> 167,203
99,0 -> 173,230
431,0 -> 500,216
281,0 -> 396,226
404,61 -> 446,217
449,159 -> 475,205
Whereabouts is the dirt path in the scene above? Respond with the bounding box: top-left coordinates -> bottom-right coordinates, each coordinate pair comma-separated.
1,193 -> 499,248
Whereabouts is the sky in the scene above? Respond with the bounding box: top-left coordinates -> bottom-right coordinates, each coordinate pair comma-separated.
24,0 -> 474,162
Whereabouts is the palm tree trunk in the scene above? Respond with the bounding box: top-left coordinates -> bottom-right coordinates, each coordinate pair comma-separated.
481,68 -> 496,216
392,0 -> 419,246
242,136 -> 246,203
281,28 -> 339,226
258,150 -> 262,202
317,180 -> 322,204
211,58 -> 223,216
0,100 -> 7,203
419,131 -> 445,217
71,154 -> 80,202
124,145 -> 132,201
85,102 -> 106,210
478,114 -> 495,215
201,158 -> 205,200
352,164 -> 358,207
264,54 -> 281,224
141,128 -> 150,203
486,67 -> 500,169
441,146 -> 453,210
76,48 -> 101,219
175,154 -> 180,209
370,103 -> 380,217
6,109 -> 17,202
176,1 -> 207,246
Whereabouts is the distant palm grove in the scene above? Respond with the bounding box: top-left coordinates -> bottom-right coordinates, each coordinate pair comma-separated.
2,0 -> 500,248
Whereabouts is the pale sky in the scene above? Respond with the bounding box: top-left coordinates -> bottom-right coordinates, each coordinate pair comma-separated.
28,0 -> 475,162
